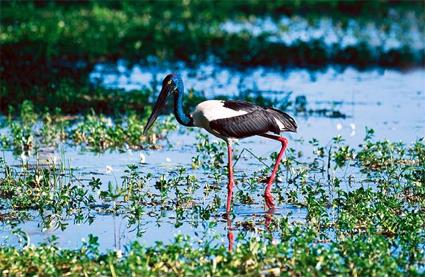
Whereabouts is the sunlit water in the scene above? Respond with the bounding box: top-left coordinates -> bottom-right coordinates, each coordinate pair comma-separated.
220,14 -> 424,51
1,62 -> 424,251
91,62 -> 425,142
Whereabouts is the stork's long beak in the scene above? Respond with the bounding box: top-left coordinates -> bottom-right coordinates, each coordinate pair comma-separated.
143,84 -> 172,135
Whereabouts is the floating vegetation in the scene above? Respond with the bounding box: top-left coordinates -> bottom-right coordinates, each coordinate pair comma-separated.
1,232 -> 423,276
0,132 -> 424,275
0,100 -> 178,153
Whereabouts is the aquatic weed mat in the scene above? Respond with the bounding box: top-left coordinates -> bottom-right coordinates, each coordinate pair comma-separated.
0,131 -> 424,276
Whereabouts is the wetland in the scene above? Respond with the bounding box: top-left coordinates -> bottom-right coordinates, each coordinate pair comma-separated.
0,1 -> 424,275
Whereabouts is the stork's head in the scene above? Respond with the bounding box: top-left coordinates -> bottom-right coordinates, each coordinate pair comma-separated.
143,73 -> 183,135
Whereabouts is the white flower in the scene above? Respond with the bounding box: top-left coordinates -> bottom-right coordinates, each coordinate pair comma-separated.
140,153 -> 146,164
166,157 -> 171,162
336,123 -> 343,130
350,123 -> 356,130
105,165 -> 113,174
20,153 -> 28,163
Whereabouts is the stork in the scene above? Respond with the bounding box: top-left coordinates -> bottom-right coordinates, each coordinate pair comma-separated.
143,74 -> 297,213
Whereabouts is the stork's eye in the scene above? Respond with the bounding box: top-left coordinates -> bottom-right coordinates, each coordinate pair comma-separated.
168,80 -> 172,85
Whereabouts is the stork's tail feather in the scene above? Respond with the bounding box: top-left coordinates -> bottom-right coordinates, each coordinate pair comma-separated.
266,108 -> 298,133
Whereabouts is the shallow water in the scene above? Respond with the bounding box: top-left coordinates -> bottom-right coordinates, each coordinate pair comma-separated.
220,14 -> 424,51
1,130 -> 307,250
1,63 -> 424,251
91,63 -> 425,142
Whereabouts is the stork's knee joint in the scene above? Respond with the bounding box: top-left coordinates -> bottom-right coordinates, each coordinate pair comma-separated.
278,137 -> 288,145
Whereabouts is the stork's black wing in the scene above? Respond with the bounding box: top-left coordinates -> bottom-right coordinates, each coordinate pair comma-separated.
221,100 -> 259,113
265,107 -> 297,132
209,100 -> 297,139
209,109 -> 281,139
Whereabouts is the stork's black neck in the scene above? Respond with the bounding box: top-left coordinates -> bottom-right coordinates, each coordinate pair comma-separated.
173,89 -> 193,127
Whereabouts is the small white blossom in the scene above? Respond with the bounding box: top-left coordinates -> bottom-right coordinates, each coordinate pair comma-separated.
140,153 -> 146,164
105,165 -> 113,174
20,153 -> 28,164
336,123 -> 343,130
166,157 -> 171,162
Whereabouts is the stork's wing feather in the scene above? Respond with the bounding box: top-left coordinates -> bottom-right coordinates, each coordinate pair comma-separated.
209,110 -> 281,139
222,100 -> 259,113
208,100 -> 297,139
265,108 -> 297,132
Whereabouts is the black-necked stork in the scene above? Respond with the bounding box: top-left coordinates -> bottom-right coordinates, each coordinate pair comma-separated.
143,74 -> 297,213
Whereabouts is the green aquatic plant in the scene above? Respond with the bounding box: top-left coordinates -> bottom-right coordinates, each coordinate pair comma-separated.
0,95 -> 340,153
192,132 -> 227,171
1,132 -> 424,275
0,157 -> 98,230
0,101 -> 178,153
0,229 -> 423,276
71,112 -> 171,151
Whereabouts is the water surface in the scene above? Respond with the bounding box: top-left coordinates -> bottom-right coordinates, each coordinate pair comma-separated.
1,63 -> 424,251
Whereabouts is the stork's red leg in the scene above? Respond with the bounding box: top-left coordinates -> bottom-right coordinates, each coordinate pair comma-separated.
265,207 -> 275,230
259,134 -> 288,209
227,217 -> 234,251
226,142 -> 234,214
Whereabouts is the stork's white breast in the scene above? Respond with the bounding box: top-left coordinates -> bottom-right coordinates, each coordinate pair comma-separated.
191,100 -> 247,130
